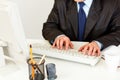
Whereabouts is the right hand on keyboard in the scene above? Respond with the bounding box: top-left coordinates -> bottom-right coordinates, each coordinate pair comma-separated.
52,35 -> 73,50
79,41 -> 101,56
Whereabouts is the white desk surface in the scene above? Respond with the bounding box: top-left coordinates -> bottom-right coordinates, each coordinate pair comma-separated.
45,58 -> 120,80
0,57 -> 120,80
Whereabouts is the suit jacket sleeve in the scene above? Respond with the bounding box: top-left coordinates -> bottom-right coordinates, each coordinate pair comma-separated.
96,2 -> 120,49
42,0 -> 64,42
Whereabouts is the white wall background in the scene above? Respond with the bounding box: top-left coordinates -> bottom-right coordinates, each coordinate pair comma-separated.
6,0 -> 54,39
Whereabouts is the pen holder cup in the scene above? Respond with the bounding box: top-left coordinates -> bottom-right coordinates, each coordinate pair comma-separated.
27,57 -> 45,80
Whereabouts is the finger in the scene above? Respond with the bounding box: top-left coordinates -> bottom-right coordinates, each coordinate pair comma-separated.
82,46 -> 89,55
59,39 -> 64,49
79,43 -> 89,51
91,47 -> 97,56
78,47 -> 83,51
52,40 -> 56,48
88,46 -> 93,56
69,42 -> 74,49
96,49 -> 101,56
65,41 -> 69,50
56,39 -> 60,49
78,45 -> 85,51
92,48 -> 100,56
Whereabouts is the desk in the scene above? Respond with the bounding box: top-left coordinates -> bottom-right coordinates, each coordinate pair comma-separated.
0,39 -> 120,80
27,39 -> 120,80
0,57 -> 120,80
45,57 -> 120,80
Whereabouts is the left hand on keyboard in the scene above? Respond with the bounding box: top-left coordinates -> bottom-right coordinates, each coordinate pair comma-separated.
52,35 -> 73,50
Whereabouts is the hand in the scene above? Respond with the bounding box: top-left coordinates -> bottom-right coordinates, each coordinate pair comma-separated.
78,41 -> 101,56
52,35 -> 73,50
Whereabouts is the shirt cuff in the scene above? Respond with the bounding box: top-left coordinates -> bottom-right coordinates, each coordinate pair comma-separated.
94,41 -> 103,50
56,34 -> 66,39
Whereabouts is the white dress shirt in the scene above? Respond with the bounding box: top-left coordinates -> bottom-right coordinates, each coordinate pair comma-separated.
77,0 -> 93,17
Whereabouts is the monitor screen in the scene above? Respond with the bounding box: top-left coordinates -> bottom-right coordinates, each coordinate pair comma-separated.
0,1 -> 29,63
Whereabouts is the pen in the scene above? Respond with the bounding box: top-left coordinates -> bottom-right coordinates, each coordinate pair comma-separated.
34,63 -> 43,74
39,55 -> 46,64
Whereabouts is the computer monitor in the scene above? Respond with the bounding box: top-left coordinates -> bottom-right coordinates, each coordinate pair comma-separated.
0,1 -> 29,63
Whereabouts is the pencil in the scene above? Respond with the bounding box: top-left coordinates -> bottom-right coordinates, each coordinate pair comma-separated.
30,45 -> 33,60
30,44 -> 35,80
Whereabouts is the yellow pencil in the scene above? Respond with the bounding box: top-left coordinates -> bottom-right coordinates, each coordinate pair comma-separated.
30,44 -> 35,80
30,45 -> 33,60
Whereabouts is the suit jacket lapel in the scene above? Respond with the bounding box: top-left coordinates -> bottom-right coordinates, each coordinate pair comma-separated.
66,0 -> 102,40
66,1 -> 78,39
84,0 -> 102,39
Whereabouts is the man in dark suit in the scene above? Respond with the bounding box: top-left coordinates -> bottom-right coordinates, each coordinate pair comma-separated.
42,0 -> 120,56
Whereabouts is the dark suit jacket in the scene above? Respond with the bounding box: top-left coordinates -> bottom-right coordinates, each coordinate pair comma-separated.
42,0 -> 120,49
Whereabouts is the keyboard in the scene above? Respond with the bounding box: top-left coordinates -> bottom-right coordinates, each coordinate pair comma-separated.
28,39 -> 101,66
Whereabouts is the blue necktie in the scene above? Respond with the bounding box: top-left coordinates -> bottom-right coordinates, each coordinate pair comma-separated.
78,2 -> 86,41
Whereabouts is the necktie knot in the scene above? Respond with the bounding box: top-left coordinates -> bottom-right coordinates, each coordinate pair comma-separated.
79,2 -> 85,8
